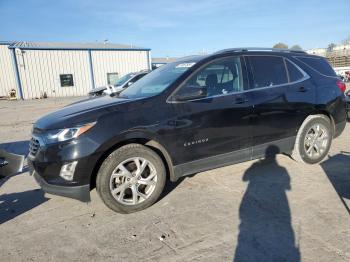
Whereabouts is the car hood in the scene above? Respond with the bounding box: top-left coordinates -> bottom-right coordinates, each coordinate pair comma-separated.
35,96 -> 131,130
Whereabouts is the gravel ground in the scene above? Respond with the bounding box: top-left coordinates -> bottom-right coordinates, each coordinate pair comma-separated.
0,96 -> 349,262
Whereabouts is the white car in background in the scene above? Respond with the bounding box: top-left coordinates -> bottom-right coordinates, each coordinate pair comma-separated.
88,70 -> 150,97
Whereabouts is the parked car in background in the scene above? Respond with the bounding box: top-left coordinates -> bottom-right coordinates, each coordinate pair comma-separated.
345,89 -> 350,121
337,74 -> 345,81
88,70 -> 150,97
345,71 -> 350,82
29,48 -> 347,213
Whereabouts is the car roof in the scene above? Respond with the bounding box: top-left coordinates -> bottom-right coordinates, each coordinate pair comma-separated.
214,47 -> 307,55
169,48 -> 321,67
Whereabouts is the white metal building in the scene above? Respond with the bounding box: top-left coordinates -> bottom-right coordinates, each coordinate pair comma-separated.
0,41 -> 151,99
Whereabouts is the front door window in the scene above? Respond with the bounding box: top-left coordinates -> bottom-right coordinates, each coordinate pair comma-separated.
176,57 -> 244,99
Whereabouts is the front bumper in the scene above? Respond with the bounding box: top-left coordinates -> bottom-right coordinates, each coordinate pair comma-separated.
33,171 -> 91,202
28,135 -> 102,202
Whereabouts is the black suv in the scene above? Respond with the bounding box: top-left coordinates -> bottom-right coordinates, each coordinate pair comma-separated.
28,48 -> 347,213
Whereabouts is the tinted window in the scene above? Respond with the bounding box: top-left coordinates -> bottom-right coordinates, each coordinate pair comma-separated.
115,73 -> 134,86
176,57 -> 244,98
132,73 -> 146,82
60,74 -> 74,87
286,60 -> 304,82
248,56 -> 288,88
296,57 -> 336,77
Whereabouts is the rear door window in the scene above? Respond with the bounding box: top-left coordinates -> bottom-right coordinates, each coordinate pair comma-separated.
295,57 -> 336,77
248,56 -> 288,88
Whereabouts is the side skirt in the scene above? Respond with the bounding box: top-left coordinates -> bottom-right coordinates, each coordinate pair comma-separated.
173,136 -> 296,180
252,136 -> 296,159
173,147 -> 251,180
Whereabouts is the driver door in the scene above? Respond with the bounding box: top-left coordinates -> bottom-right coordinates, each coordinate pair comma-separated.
166,56 -> 255,175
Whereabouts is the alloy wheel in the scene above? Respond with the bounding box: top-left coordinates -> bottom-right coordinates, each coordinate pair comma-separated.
304,123 -> 329,159
109,157 -> 157,205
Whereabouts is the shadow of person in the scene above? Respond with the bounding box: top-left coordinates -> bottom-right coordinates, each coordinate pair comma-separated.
0,189 -> 49,224
234,145 -> 300,262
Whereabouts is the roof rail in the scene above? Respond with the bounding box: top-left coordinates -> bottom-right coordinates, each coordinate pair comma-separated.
215,47 -> 307,54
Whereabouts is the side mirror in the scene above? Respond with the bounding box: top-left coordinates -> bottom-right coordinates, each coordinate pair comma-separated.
174,86 -> 207,101
127,81 -> 134,87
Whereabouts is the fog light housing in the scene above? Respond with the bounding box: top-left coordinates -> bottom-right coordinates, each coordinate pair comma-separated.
59,161 -> 78,181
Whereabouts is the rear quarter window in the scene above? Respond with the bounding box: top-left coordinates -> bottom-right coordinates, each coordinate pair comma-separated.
295,56 -> 336,77
286,60 -> 304,82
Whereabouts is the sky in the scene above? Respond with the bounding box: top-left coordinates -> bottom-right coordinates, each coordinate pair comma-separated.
0,0 -> 349,57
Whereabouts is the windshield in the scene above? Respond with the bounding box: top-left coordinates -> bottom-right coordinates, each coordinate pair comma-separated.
119,61 -> 196,99
114,73 -> 134,86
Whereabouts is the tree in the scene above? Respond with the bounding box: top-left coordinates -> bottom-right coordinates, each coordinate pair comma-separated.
290,45 -> 303,51
327,43 -> 336,52
273,43 -> 288,49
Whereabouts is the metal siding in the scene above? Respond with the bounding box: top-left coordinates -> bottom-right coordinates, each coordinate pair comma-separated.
3,48 -> 149,99
0,45 -> 17,96
17,50 -> 91,99
91,50 -> 149,87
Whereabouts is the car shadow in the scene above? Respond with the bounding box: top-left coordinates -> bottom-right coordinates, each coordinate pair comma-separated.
159,173 -> 196,201
234,145 -> 300,262
320,151 -> 350,215
0,189 -> 49,225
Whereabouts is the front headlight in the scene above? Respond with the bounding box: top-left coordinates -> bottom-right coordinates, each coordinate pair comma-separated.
42,122 -> 96,144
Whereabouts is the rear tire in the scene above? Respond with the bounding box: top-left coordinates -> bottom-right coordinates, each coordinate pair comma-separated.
96,144 -> 166,213
292,115 -> 333,164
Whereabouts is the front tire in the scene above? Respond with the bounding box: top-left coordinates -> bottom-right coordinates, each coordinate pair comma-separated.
292,115 -> 333,164
96,144 -> 166,213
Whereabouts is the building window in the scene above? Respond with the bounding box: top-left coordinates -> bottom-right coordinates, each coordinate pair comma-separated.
60,74 -> 74,87
107,72 -> 119,85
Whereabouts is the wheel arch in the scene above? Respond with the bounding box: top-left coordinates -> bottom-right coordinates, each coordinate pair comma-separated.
90,136 -> 176,189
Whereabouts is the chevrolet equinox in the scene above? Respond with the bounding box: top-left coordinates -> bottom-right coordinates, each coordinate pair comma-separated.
29,48 -> 348,213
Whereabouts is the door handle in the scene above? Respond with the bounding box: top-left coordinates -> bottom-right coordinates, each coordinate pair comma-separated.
234,97 -> 249,104
298,86 -> 308,92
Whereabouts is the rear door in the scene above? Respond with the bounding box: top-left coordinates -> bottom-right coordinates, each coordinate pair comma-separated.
246,55 -> 314,158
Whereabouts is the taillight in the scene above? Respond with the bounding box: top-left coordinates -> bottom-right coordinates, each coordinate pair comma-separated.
336,80 -> 346,93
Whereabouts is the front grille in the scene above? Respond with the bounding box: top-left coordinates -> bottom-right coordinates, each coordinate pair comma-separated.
29,137 -> 40,156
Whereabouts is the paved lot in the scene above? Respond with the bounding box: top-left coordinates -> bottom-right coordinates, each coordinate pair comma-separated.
0,97 -> 349,262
